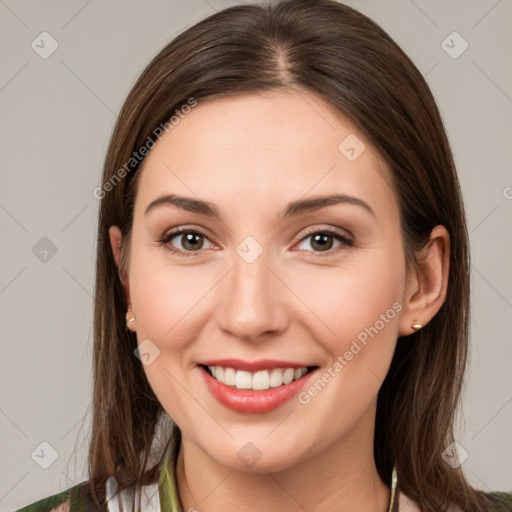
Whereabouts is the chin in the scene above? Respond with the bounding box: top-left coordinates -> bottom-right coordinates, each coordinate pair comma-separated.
194,433 -> 313,474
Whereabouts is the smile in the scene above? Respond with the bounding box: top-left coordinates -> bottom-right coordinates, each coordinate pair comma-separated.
199,359 -> 317,414
206,365 -> 308,390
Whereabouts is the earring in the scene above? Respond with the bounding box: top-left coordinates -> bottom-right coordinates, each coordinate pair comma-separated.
126,310 -> 136,331
411,322 -> 423,332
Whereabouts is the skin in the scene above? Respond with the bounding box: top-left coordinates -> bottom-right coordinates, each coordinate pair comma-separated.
109,90 -> 450,512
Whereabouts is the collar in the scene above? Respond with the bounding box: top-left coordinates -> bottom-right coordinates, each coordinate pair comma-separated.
158,440 -> 181,511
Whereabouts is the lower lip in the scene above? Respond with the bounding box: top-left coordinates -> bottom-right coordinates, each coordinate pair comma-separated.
202,367 -> 313,414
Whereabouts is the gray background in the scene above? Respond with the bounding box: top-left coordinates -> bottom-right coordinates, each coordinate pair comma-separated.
1,0 -> 511,510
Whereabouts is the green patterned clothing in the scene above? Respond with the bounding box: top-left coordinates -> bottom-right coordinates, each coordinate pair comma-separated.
13,441 -> 512,512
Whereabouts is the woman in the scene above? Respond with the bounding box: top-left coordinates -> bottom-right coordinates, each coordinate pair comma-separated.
15,0 -> 511,511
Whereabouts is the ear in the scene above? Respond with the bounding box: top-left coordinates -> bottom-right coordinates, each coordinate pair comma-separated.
398,225 -> 450,336
108,225 -> 131,307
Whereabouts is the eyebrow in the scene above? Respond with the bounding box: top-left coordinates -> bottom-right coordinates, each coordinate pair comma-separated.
144,193 -> 375,219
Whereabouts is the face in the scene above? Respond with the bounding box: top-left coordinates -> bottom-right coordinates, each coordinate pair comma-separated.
113,90 -> 412,472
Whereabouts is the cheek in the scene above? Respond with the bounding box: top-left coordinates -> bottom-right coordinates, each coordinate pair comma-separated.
128,247 -> 217,349
292,263 -> 404,438
291,250 -> 405,425
290,253 -> 405,356
128,258 -> 209,424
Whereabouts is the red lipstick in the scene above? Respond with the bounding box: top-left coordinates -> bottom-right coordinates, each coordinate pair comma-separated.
201,358 -> 308,372
199,361 -> 315,414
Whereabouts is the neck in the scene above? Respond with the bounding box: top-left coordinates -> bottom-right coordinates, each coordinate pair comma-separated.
175,408 -> 390,512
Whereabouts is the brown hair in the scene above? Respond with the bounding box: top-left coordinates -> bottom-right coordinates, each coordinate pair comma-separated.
89,1 -> 491,510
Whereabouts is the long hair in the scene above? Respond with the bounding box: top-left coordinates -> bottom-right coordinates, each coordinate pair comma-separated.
90,1 -> 490,510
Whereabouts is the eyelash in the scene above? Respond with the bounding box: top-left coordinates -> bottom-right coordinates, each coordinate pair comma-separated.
157,226 -> 353,257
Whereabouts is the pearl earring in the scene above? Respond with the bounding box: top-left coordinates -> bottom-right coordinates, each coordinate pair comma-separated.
411,322 -> 423,331
125,310 -> 136,331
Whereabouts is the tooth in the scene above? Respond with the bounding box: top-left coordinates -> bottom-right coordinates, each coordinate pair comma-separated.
210,365 -> 308,388
252,370 -> 270,390
269,368 -> 283,388
235,370 -> 253,389
215,366 -> 224,383
224,367 -> 236,386
282,368 -> 295,385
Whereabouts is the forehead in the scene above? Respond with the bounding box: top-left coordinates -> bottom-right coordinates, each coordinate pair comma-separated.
133,90 -> 398,221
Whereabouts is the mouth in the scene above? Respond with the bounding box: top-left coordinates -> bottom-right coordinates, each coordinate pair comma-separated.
199,359 -> 318,414
203,364 -> 313,390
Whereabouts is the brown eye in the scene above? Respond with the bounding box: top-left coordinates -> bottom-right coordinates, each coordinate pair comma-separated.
309,233 -> 334,251
295,229 -> 353,254
161,228 -> 214,254
176,232 -> 204,251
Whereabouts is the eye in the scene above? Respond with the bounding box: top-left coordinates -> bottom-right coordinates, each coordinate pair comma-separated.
157,226 -> 352,256
295,229 -> 353,254
159,227 -> 215,255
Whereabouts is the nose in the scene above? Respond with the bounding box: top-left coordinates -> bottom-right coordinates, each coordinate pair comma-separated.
218,248 -> 289,342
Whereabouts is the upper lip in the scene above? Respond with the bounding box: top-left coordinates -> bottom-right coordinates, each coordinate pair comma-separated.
200,358 -> 314,372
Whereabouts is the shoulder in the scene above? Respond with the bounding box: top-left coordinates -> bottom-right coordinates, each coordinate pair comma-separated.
13,481 -> 107,512
485,491 -> 512,511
